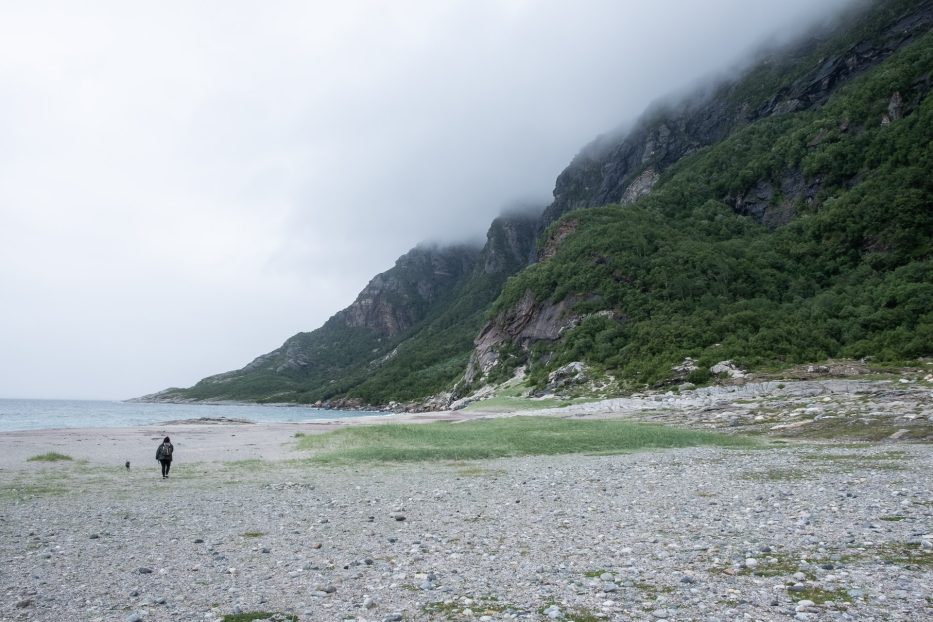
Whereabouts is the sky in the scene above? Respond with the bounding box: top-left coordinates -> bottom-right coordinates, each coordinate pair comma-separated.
0,0 -> 858,400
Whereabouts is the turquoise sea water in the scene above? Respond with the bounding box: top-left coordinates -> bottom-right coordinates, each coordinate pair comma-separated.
0,399 -> 386,432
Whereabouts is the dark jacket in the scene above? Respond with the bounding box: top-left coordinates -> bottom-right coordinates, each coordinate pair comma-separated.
156,442 -> 174,461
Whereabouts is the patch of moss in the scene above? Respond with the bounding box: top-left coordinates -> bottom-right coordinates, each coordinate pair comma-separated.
633,581 -> 674,597
564,607 -> 602,622
221,612 -> 297,622
425,596 -> 511,619
741,468 -> 808,482
737,554 -> 813,578
873,542 -> 932,569
422,601 -> 460,619
788,587 -> 852,604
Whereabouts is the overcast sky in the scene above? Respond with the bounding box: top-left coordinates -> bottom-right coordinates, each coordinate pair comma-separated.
0,0 -> 857,400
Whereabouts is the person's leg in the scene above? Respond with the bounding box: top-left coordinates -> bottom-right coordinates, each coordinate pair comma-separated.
164,460 -> 171,477
160,460 -> 168,478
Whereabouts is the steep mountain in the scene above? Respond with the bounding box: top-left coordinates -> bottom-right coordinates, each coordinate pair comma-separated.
147,0 -> 932,406
147,211 -> 538,405
475,0 -> 932,391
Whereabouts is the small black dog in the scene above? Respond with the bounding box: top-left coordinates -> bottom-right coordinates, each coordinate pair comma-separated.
125,461 -> 130,470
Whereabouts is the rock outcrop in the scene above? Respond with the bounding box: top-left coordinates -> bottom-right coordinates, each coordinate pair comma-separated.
479,211 -> 539,275
338,245 -> 480,338
464,291 -> 584,383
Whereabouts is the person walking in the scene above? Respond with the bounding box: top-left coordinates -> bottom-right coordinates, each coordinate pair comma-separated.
156,436 -> 174,479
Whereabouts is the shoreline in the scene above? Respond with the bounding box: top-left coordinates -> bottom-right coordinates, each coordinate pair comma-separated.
0,409 -> 498,472
2,376 -> 931,471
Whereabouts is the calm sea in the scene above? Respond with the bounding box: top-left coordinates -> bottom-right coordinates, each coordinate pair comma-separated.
0,399 -> 387,432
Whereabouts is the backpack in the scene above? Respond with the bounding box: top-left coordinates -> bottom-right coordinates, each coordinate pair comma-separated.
160,443 -> 173,460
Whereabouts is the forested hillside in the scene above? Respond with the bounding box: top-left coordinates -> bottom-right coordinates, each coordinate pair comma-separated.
146,0 -> 932,407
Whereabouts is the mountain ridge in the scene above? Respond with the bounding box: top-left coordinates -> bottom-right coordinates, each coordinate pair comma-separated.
144,0 -> 932,408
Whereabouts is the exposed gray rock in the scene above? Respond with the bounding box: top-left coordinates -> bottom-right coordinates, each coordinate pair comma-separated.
710,360 -> 746,379
464,291 -> 583,384
546,362 -> 589,390
621,166 -> 660,204
671,358 -> 699,382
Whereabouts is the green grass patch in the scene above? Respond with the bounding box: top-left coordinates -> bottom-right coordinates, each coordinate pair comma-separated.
424,596 -> 511,618
240,531 -> 265,538
450,464 -> 506,477
221,613 -> 297,622
296,416 -> 754,463
0,482 -> 71,500
799,449 -> 912,471
738,554 -> 811,578
563,607 -> 602,622
789,587 -> 852,604
537,598 -> 602,620
27,452 -> 73,462
879,515 -> 907,522
633,581 -> 674,597
801,450 -> 910,462
873,542 -> 933,568
741,468 -> 808,482
422,601 -> 461,618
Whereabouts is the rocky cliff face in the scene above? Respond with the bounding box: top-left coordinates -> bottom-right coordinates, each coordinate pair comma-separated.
479,211 -> 540,275
230,244 -> 482,380
336,245 -> 480,338
464,291 -> 584,384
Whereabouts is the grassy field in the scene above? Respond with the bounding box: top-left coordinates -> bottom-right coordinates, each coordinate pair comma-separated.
296,416 -> 754,463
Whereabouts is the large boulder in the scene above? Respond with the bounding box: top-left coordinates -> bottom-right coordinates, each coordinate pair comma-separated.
710,360 -> 747,379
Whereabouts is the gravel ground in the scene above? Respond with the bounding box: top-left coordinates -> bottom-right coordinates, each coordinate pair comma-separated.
1,441 -> 930,622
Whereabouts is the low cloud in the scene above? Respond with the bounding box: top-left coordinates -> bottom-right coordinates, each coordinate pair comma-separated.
0,0 -> 856,398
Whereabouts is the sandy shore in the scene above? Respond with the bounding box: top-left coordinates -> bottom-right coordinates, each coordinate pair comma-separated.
0,410 -> 490,472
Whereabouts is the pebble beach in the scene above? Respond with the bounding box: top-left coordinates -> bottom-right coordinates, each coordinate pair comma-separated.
1,379 -> 930,622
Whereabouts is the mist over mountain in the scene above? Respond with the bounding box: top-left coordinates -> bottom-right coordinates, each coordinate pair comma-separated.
145,0 -> 933,408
